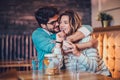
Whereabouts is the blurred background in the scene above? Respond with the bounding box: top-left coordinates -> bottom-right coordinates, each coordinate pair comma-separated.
0,0 -> 120,34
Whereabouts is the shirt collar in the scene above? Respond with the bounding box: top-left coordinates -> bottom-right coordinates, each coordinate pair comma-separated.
42,28 -> 53,35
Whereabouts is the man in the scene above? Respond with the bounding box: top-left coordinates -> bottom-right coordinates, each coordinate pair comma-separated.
32,6 -> 97,70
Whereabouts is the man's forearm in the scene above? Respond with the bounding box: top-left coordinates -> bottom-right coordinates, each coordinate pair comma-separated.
66,31 -> 85,42
76,41 -> 93,50
66,25 -> 93,42
75,39 -> 98,50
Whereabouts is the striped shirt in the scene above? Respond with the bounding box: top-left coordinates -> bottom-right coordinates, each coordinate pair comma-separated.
54,35 -> 110,76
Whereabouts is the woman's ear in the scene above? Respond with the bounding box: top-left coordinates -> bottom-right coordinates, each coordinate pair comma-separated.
41,24 -> 46,29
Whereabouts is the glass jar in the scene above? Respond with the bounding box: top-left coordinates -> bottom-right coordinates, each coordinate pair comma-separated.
43,54 -> 59,75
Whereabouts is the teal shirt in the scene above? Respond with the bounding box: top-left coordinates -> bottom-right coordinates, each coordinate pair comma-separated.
32,28 -> 56,70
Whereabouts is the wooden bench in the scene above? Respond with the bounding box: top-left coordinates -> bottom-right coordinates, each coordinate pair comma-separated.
92,25 -> 120,79
0,60 -> 32,72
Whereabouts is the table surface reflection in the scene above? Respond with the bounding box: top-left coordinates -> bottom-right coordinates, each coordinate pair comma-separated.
18,70 -> 115,80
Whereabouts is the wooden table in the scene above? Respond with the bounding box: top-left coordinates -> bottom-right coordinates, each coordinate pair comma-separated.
18,70 -> 115,80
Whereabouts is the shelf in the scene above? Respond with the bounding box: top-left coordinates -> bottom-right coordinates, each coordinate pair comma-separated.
93,25 -> 120,32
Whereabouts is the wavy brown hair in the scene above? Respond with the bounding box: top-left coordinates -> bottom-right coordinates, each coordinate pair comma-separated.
58,10 -> 82,36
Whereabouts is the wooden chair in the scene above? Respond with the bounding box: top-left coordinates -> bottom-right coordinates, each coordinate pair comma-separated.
0,34 -> 37,72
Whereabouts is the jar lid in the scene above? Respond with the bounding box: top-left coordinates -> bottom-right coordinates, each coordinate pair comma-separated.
44,54 -> 57,58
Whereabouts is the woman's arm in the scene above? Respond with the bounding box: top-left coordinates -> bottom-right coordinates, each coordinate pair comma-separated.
77,48 -> 99,72
70,43 -> 99,72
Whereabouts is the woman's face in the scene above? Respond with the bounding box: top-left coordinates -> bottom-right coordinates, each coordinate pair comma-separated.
59,15 -> 71,35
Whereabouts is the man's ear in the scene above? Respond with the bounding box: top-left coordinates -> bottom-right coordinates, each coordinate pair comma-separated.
41,24 -> 46,29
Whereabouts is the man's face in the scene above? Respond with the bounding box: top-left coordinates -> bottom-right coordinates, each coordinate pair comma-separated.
46,15 -> 60,33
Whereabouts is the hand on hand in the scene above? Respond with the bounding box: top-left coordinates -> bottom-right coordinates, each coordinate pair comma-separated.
63,41 -> 81,56
62,41 -> 73,55
62,40 -> 72,51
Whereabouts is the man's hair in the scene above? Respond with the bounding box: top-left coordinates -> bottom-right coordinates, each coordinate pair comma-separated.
35,6 -> 59,26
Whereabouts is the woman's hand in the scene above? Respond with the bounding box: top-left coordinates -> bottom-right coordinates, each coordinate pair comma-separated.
63,41 -> 81,56
56,31 -> 66,42
55,31 -> 66,48
62,41 -> 73,55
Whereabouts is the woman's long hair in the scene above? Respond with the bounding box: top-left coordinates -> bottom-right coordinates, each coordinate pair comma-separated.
58,10 -> 82,36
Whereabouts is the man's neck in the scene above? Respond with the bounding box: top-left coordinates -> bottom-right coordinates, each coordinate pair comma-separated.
42,28 -> 53,35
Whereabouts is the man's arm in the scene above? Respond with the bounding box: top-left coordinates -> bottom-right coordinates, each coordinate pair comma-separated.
75,38 -> 98,49
66,25 -> 93,42
32,31 -> 55,53
63,25 -> 98,53
67,31 -> 85,42
63,38 -> 98,54
66,25 -> 98,50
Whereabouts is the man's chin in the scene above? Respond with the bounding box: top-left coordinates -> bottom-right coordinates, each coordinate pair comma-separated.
51,30 -> 59,33
54,28 -> 60,33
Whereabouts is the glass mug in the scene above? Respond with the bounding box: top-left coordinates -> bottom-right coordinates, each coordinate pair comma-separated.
43,54 -> 59,75
69,55 -> 80,80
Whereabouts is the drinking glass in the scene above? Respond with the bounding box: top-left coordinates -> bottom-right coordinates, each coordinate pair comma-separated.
43,54 -> 59,75
70,55 -> 79,80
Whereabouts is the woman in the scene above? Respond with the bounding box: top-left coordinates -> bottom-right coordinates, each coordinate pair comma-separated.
53,10 -> 110,76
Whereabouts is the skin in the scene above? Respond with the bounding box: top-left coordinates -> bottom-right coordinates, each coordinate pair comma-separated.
56,15 -> 98,56
58,15 -> 81,56
59,15 -> 71,35
40,14 -> 97,56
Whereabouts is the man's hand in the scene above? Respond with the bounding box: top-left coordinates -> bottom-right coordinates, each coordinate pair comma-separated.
91,38 -> 98,48
71,43 -> 81,56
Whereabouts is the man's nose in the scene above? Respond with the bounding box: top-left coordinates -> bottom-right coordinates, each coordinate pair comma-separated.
55,22 -> 59,26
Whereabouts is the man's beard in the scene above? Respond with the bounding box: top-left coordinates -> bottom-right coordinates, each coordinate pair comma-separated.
50,30 -> 57,33
50,26 -> 60,33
